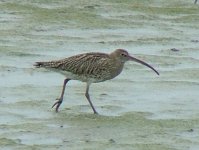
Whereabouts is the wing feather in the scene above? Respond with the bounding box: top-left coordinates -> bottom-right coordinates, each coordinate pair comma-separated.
59,53 -> 110,76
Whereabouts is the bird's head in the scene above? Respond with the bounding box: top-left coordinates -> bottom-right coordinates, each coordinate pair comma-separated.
111,49 -> 159,75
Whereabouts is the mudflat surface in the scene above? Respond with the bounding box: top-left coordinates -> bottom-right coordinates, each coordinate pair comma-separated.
0,0 -> 199,149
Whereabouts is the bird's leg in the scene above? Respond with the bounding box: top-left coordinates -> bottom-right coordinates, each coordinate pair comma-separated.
85,83 -> 98,114
52,78 -> 70,112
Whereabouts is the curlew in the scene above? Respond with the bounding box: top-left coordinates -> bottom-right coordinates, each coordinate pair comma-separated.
34,49 -> 159,114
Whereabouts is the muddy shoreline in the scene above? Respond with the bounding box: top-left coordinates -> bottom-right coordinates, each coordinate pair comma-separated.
0,0 -> 199,149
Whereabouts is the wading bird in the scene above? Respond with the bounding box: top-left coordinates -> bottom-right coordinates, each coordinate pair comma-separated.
34,49 -> 159,114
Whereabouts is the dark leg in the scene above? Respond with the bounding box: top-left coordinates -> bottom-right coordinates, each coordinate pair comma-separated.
52,78 -> 70,112
195,0 -> 198,4
85,83 -> 98,114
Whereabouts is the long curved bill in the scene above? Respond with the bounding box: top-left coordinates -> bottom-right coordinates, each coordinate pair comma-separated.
128,56 -> 159,75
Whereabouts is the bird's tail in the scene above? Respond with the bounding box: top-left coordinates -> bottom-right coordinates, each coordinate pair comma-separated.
34,61 -> 51,68
34,62 -> 44,68
34,61 -> 60,68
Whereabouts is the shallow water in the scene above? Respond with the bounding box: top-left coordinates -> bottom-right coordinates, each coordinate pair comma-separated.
0,0 -> 199,149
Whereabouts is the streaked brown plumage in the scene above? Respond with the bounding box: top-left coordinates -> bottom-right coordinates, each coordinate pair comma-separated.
34,49 -> 159,114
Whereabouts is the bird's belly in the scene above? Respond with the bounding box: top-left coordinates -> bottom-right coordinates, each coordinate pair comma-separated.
59,70 -> 106,83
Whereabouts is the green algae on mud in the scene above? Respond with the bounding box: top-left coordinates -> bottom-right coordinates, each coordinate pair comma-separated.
41,112 -> 199,150
1,112 -> 198,149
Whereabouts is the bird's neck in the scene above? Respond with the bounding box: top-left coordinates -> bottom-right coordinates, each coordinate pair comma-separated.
109,58 -> 125,79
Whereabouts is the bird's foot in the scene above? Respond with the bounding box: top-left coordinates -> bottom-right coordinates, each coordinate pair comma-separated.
52,98 -> 63,112
93,109 -> 99,115
94,111 -> 99,115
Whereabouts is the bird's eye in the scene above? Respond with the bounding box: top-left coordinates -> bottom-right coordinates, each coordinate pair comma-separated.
121,53 -> 126,57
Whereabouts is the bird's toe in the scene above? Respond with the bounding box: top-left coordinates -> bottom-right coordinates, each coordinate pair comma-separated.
52,98 -> 63,112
